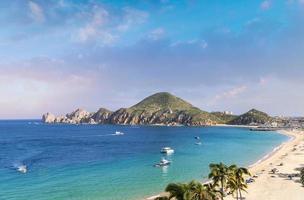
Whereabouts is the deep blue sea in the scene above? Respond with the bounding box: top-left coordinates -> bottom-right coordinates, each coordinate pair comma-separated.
0,120 -> 288,200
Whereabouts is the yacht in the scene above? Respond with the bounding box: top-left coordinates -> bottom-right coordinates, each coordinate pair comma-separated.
154,158 -> 171,167
160,147 -> 174,154
17,165 -> 27,173
115,131 -> 124,135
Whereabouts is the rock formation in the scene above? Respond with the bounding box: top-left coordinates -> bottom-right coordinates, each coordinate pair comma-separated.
42,93 -> 273,126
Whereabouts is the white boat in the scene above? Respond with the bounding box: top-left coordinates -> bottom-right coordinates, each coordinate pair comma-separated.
154,158 -> 171,167
160,147 -> 174,154
17,165 -> 27,173
115,131 -> 124,135
195,136 -> 200,140
195,142 -> 202,145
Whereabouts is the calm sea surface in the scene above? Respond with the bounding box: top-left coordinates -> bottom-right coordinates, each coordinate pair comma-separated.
0,120 -> 288,200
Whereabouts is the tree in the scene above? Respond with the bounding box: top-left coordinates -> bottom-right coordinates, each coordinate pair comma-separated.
165,182 -> 191,200
164,181 -> 218,200
188,181 -> 217,200
228,167 -> 251,200
208,163 -> 235,200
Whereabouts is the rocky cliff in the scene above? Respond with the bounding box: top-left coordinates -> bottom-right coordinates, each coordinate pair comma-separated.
42,93 -> 273,126
42,92 -> 219,126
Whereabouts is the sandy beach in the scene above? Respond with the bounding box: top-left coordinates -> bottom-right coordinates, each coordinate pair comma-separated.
226,129 -> 304,200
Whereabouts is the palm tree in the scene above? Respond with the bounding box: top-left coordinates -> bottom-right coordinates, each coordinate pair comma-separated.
228,167 -> 251,200
187,181 -> 217,200
164,181 -> 218,200
208,163 -> 234,200
165,182 -> 191,200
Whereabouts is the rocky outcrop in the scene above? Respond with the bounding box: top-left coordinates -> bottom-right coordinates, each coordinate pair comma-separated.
42,108 -> 93,124
91,108 -> 113,123
42,93 -> 272,127
42,113 -> 56,123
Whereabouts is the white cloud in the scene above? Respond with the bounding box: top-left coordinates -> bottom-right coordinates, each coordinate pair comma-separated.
246,18 -> 261,26
0,58 -> 103,118
74,7 -> 148,45
74,7 -> 116,44
117,7 -> 149,32
28,1 -> 45,23
170,39 -> 208,48
148,28 -> 165,40
260,0 -> 272,10
214,86 -> 247,102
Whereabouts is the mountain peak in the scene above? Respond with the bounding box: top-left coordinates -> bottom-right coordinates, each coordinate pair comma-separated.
129,92 -> 194,112
229,108 -> 273,125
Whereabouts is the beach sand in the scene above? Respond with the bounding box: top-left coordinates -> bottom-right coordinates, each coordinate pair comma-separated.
226,129 -> 304,200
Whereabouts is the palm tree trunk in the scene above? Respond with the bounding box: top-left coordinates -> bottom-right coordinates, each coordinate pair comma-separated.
236,190 -> 239,200
221,179 -> 224,200
239,189 -> 242,200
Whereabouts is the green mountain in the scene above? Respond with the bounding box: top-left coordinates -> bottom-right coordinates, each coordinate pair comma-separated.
129,92 -> 194,112
109,92 -> 219,126
228,109 -> 273,125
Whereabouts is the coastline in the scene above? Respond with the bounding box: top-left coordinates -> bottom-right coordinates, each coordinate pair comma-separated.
246,129 -> 300,175
225,129 -> 304,200
145,128 -> 303,200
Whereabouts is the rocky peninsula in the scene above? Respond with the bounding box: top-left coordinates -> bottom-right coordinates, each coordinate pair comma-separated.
42,92 -> 274,126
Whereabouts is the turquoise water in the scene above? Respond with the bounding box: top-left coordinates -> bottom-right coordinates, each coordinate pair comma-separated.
0,121 -> 288,200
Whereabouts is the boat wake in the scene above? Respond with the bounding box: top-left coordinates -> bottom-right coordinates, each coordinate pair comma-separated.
98,131 -> 125,137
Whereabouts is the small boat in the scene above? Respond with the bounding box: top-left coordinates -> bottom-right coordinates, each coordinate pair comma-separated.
160,147 -> 174,154
17,165 -> 27,173
115,131 -> 124,135
195,142 -> 202,145
194,136 -> 200,140
154,158 -> 171,167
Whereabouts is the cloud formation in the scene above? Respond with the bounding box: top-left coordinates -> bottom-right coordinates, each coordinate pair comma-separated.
260,0 -> 272,10
28,1 -> 45,23
1,0 -> 304,118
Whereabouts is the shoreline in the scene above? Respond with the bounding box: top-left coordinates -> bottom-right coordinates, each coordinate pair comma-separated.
145,128 -> 302,200
247,129 -> 295,169
246,129 -> 301,175
225,129 -> 304,200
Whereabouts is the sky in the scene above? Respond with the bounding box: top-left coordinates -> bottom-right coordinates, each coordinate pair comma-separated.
1,0 -> 304,119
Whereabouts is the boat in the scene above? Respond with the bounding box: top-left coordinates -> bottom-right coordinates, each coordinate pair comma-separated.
17,165 -> 27,173
160,147 -> 174,154
195,142 -> 202,145
115,131 -> 124,135
154,158 -> 171,167
194,136 -> 200,140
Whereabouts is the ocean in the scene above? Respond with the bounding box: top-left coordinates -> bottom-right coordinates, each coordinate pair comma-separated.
0,120 -> 288,200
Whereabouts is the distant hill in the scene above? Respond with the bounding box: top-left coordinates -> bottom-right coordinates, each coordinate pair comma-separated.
211,112 -> 238,124
228,109 -> 273,125
42,92 -> 219,126
109,92 -> 219,126
42,93 -> 273,127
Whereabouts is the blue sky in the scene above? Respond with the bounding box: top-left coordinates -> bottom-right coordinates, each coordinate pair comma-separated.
1,0 -> 304,118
